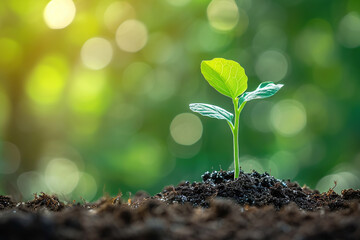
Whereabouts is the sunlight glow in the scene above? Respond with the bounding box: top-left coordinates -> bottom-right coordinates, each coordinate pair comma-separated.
81,37 -> 113,70
270,100 -> 307,137
72,172 -> 98,201
170,113 -> 203,146
255,50 -> 288,82
17,171 -> 48,200
114,136 -> 165,187
43,0 -> 76,29
45,158 -> 80,195
338,12 -> 360,48
69,70 -> 109,115
207,0 -> 239,31
26,56 -> 67,106
116,19 -> 148,52
316,172 -> 360,193
239,156 -> 264,173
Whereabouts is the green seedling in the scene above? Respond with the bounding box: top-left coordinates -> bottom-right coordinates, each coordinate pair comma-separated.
189,58 -> 283,179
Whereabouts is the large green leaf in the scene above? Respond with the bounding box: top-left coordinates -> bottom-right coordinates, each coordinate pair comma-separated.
238,82 -> 284,106
201,58 -> 248,99
189,103 -> 233,125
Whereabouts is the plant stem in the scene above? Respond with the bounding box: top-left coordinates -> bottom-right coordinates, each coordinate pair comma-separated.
232,98 -> 240,179
232,99 -> 246,179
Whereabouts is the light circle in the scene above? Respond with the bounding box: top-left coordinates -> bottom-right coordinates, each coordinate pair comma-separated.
45,158 -> 80,194
170,113 -> 203,146
72,172 -> 98,201
116,19 -> 148,52
43,0 -> 76,29
255,50 -> 288,82
17,171 -> 48,200
338,12 -> 360,48
207,0 -> 239,31
81,37 -> 113,70
270,100 -> 307,137
316,172 -> 360,193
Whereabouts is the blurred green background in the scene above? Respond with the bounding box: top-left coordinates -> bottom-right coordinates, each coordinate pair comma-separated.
0,0 -> 360,201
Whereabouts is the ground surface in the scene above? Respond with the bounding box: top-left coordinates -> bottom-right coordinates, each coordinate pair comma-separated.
0,170 -> 359,240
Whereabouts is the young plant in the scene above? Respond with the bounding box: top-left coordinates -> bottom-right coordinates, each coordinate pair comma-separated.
189,58 -> 283,179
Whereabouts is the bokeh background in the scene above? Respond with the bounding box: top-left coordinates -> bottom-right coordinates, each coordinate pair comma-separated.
1,0 -> 360,201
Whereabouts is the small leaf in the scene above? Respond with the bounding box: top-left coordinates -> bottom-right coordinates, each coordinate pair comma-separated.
201,58 -> 248,99
238,82 -> 284,106
189,103 -> 233,125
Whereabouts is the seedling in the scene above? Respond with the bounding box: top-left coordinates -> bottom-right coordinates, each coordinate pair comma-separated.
190,58 -> 283,179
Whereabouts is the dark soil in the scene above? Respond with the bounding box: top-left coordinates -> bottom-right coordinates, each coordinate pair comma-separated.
155,170 -> 355,211
0,170 -> 359,240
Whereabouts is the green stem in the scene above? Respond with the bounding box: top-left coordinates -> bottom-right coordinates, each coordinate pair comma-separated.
232,98 -> 240,179
232,99 -> 246,179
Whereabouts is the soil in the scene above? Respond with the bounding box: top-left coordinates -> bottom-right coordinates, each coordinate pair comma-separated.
0,170 -> 359,240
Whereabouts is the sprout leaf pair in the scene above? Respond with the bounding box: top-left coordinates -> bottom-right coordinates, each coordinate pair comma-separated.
189,58 -> 283,179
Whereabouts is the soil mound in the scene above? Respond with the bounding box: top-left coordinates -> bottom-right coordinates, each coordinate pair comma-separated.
156,170 -> 359,211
